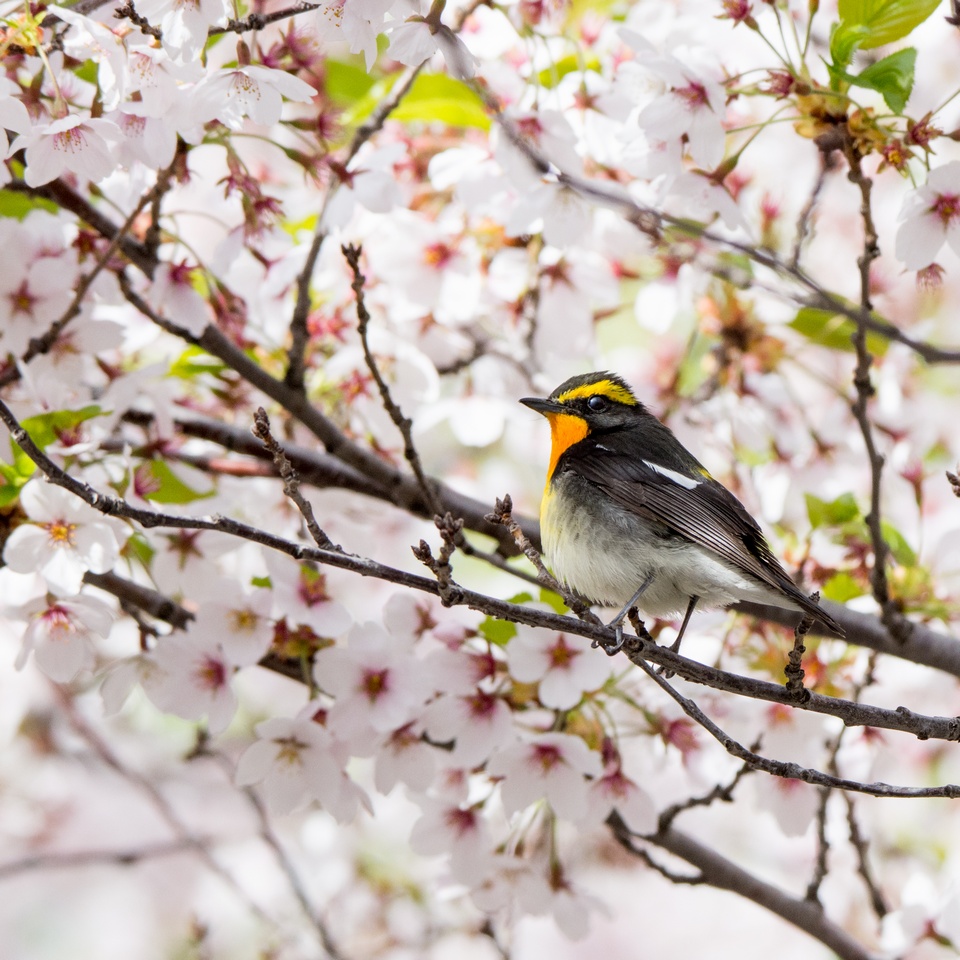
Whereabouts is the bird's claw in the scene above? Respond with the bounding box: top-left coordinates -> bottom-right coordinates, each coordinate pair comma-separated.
592,621 -> 626,657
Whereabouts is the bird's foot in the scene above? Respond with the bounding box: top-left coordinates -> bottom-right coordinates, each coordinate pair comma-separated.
592,607 -> 650,656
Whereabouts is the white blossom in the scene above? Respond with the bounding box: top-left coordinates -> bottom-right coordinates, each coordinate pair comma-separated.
3,482 -> 127,597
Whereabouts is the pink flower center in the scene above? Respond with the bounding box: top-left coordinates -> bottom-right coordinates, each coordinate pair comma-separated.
9,282 -> 36,317
42,605 -> 73,638
675,81 -> 709,111
274,735 -> 307,767
362,668 -> 389,701
53,126 -> 88,155
196,654 -> 228,691
444,806 -> 478,838
548,635 -> 578,669
532,743 -> 562,772
44,519 -> 76,546
931,193 -> 960,227
230,607 -> 259,632
298,569 -> 331,606
467,689 -> 497,719
423,242 -> 455,269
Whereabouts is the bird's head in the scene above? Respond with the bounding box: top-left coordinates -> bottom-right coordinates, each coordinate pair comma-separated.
520,372 -> 645,480
520,371 -> 643,431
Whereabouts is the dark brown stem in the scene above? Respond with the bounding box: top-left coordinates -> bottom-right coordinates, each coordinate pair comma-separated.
342,242 -> 444,518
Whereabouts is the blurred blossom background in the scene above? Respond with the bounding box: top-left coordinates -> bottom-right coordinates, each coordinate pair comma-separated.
2,0 -> 960,958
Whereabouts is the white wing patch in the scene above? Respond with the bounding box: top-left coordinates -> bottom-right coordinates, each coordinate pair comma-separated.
644,460 -> 700,490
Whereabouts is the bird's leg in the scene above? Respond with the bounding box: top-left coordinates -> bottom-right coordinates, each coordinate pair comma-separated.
659,595 -> 698,679
668,595 -> 699,656
597,573 -> 655,656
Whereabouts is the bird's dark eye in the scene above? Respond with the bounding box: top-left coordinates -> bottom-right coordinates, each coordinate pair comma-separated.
587,395 -> 607,412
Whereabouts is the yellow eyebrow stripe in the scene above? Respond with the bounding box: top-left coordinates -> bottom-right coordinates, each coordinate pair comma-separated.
556,379 -> 638,406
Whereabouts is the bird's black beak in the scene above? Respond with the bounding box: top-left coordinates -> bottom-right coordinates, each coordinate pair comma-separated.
520,396 -> 565,416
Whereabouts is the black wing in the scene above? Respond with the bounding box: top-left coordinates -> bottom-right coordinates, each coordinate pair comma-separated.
560,435 -> 843,634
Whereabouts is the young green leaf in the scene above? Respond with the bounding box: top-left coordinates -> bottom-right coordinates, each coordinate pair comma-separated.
806,492 -> 861,529
837,0 -> 941,49
849,47 -> 916,112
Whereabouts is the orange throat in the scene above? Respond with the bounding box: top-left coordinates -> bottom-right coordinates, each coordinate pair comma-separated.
544,413 -> 589,490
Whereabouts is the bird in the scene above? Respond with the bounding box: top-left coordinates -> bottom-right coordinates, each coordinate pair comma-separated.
520,371 -> 844,655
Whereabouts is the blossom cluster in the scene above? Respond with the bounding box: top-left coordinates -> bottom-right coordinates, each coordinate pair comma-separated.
1,0 -> 960,956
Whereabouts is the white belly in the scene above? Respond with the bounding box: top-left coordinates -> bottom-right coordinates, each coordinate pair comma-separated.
541,483 -> 799,618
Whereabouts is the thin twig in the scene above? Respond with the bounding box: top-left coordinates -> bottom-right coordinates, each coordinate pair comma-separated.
342,242 -> 444,517
204,751 -> 345,960
210,2 -> 319,36
790,155 -> 832,269
844,792 -> 888,918
0,840 -> 206,879
621,635 -> 960,798
485,494 -> 600,622
53,689 -> 275,926
844,147 -> 910,642
252,406 -> 341,551
412,513 -> 466,607
785,605 -> 816,702
657,758 -> 755,832
5,399 -> 960,751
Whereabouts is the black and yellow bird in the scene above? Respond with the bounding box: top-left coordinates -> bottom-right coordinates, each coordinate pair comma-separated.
521,371 -> 844,654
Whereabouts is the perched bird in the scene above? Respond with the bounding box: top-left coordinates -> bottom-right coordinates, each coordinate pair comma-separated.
520,371 -> 844,654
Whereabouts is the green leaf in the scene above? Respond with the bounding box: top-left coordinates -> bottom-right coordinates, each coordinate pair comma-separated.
167,346 -> 228,380
389,73 -> 490,130
479,616 -> 517,647
536,54 -> 600,89
74,59 -> 98,85
821,571 -> 866,603
837,0 -> 941,49
325,60 -> 377,106
124,531 -> 156,567
0,483 -> 26,507
881,520 -> 917,566
806,492 -> 861,529
829,20 -> 870,72
19,405 -> 104,451
789,307 -> 889,355
139,459 -> 215,505
538,588 -> 569,614
0,189 -> 59,221
0,459 -> 33,506
848,47 -> 916,112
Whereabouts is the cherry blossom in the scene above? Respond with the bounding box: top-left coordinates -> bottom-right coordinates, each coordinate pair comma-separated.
321,143 -> 405,227
139,632 -> 239,734
0,79 -> 31,186
235,708 -> 368,819
12,593 -> 114,682
188,588 -> 275,667
895,161 -> 960,269
626,37 -> 727,171
3,481 -> 127,597
422,686 -> 514,767
373,722 -> 438,792
409,797 -> 492,884
2,0 -> 960,953
264,553 -> 353,639
314,622 -> 431,744
505,181 -> 593,249
388,15 -> 478,80
0,213 -> 79,356
194,66 -> 316,131
10,115 -> 121,188
507,624 -> 612,710
137,0 -> 229,61
487,732 -> 602,823
143,261 -> 213,336
313,0 -> 395,71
